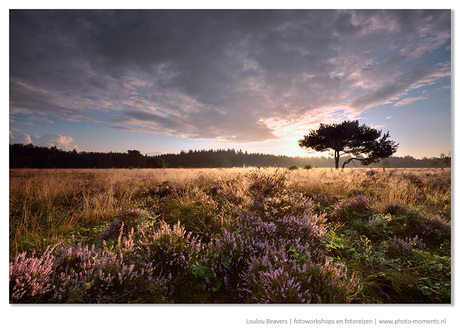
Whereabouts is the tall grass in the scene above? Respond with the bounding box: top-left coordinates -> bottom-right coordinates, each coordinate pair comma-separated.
9,168 -> 243,254
10,167 -> 450,255
9,167 -> 450,303
288,168 -> 450,209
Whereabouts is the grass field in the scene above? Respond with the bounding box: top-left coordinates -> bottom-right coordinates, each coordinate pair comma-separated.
9,167 -> 451,303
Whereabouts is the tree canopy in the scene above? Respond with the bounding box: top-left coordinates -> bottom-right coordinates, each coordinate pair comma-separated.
298,120 -> 399,169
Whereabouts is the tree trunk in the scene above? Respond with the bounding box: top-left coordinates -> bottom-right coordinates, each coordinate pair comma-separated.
334,150 -> 339,169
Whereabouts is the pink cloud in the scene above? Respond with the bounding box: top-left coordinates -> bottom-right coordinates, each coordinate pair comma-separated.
394,96 -> 428,107
10,132 -> 79,151
9,133 -> 32,145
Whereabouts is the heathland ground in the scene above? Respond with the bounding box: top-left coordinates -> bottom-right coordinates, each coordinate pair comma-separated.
9,167 -> 451,303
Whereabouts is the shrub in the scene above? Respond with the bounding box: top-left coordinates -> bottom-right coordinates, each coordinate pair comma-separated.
241,246 -> 313,303
241,246 -> 360,303
149,181 -> 181,198
309,191 -> 339,210
197,209 -> 329,302
213,182 -> 247,208
253,193 -> 311,217
9,245 -> 57,303
52,231 -> 172,303
135,221 -> 202,302
138,222 -> 202,275
304,164 -> 312,170
383,202 -> 406,216
361,214 -> 392,242
402,173 -> 423,186
416,214 -> 450,242
99,207 -> 146,241
386,236 -> 427,257
391,209 -> 450,245
288,165 -> 298,170
246,168 -> 288,199
198,230 -> 269,302
158,188 -> 224,242
329,195 -> 374,223
234,213 -> 327,260
10,233 -> 173,303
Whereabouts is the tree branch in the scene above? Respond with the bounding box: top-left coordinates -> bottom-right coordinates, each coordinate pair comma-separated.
341,157 -> 364,169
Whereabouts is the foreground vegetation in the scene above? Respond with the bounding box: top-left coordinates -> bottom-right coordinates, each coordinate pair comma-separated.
9,167 -> 451,303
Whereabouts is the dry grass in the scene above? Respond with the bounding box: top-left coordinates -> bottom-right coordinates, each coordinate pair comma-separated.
9,167 -> 450,255
287,168 -> 450,209
9,168 -> 247,254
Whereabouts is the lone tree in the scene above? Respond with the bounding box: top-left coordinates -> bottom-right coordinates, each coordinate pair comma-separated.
298,120 -> 398,169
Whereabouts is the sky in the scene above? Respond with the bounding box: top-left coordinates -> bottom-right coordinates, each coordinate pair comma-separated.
9,9 -> 451,158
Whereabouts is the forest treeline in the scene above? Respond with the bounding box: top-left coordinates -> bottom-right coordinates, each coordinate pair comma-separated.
9,144 -> 450,169
9,144 -> 166,169
159,149 -> 450,168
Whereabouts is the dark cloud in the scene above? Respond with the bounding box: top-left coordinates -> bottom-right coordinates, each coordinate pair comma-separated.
10,80 -> 90,120
10,10 -> 451,142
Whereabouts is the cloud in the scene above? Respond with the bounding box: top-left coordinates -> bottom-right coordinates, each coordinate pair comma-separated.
10,132 -> 79,151
110,126 -> 141,132
9,133 -> 32,145
371,124 -> 385,129
394,96 -> 428,107
437,84 -> 451,91
10,10 -> 451,142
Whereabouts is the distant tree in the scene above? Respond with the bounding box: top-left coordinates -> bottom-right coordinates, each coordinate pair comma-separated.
298,120 -> 398,169
127,150 -> 143,168
145,157 -> 166,168
439,152 -> 451,168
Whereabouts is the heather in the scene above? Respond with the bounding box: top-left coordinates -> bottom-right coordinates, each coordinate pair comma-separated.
9,167 -> 451,303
